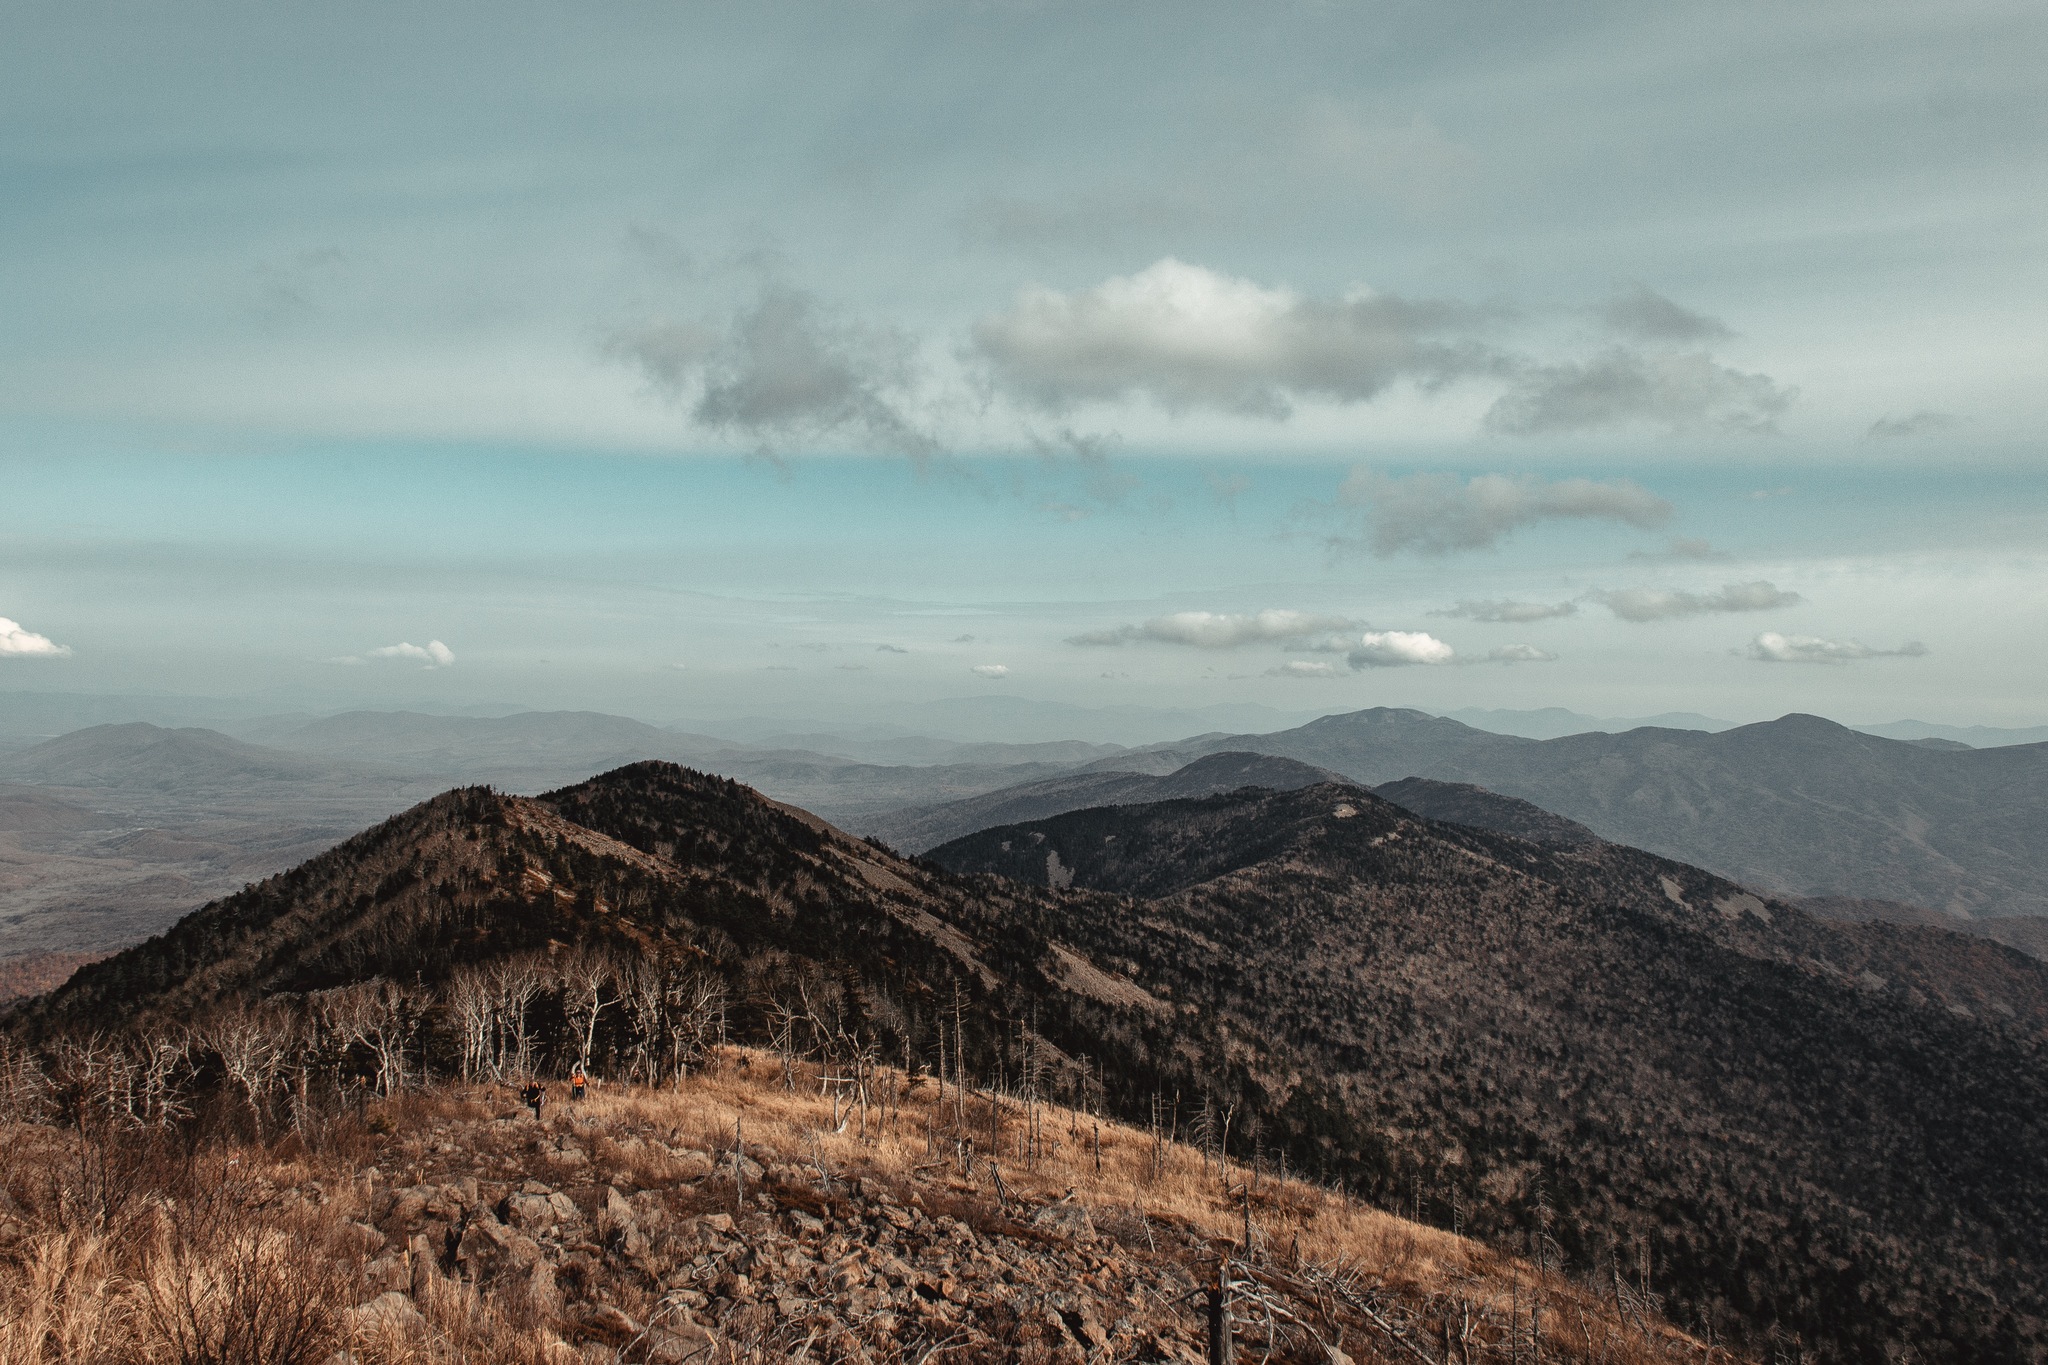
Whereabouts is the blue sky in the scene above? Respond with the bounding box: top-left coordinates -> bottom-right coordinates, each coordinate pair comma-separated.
3,1 -> 2045,731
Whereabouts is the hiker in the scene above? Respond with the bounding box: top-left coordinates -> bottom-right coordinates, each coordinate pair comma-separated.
570,1061 -> 588,1104
520,1079 -> 545,1120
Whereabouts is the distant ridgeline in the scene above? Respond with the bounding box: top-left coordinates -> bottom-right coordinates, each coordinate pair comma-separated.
13,761 -> 2048,1364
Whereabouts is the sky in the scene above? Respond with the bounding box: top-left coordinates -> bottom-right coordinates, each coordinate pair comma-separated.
3,0 -> 2045,734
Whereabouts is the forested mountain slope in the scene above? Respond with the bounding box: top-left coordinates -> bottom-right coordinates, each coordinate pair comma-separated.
931,783 -> 2048,1363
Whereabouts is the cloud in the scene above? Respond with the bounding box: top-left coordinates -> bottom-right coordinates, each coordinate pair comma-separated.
971,663 -> 1010,678
1749,632 -> 1929,664
1347,631 -> 1454,668
1338,469 -> 1671,556
972,258 -> 1508,418
1867,411 -> 1964,439
1599,285 -> 1734,343
1431,598 -> 1577,623
606,284 -> 938,460
0,616 -> 70,657
369,639 -> 455,667
1486,347 -> 1793,436
1267,660 -> 1340,678
875,643 -> 909,654
1590,581 -> 1800,622
1629,537 -> 1733,563
1068,608 -> 1362,650
1485,644 -> 1558,664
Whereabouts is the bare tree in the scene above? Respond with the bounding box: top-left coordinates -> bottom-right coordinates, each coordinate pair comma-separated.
0,1033 -> 51,1123
557,947 -> 622,1076
197,1005 -> 293,1137
446,963 -> 495,1083
663,970 -> 726,1083
488,955 -> 547,1079
312,979 -> 423,1096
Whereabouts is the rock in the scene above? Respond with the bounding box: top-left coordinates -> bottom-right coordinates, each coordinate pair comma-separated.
647,1319 -> 714,1362
386,1186 -> 435,1224
407,1233 -> 439,1298
1031,1201 -> 1095,1240
580,1303 -> 641,1342
501,1192 -> 560,1228
362,1255 -> 408,1293
455,1213 -> 553,1306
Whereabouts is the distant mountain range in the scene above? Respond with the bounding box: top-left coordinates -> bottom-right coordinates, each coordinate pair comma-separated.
7,702 -> 2047,965
19,761 -> 2048,1362
861,750 -> 1344,851
1036,708 -> 2048,919
1444,705 -> 2048,748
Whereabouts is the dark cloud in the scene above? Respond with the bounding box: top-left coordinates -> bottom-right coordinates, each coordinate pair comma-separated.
1338,469 -> 1671,556
606,285 -> 938,460
1590,581 -> 1800,621
1486,347 -> 1793,436
973,258 -> 1510,418
1867,411 -> 1964,439
875,644 -> 909,653
1599,285 -> 1734,343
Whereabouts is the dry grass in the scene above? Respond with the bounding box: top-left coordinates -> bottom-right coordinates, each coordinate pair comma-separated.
0,1049 -> 1727,1365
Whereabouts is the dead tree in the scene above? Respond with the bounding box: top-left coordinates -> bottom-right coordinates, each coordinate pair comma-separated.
445,963 -> 495,1082
196,1005 -> 292,1136
557,947 -> 622,1075
488,955 -> 547,1079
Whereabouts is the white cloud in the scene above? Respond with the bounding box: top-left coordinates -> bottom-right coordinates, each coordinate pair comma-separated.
1069,608 -> 1361,649
1431,599 -> 1577,623
973,258 -> 1507,418
0,616 -> 70,658
1485,644 -> 1558,663
1339,469 -> 1671,556
1267,660 -> 1340,678
1749,633 -> 1928,665
1591,581 -> 1800,622
1348,631 -> 1454,669
369,639 -> 455,668
971,663 -> 1010,678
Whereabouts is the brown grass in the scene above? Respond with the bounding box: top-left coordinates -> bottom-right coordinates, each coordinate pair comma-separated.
0,1049 -> 1729,1365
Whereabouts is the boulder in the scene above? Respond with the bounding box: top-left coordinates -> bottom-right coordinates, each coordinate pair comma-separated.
1031,1201 -> 1095,1240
